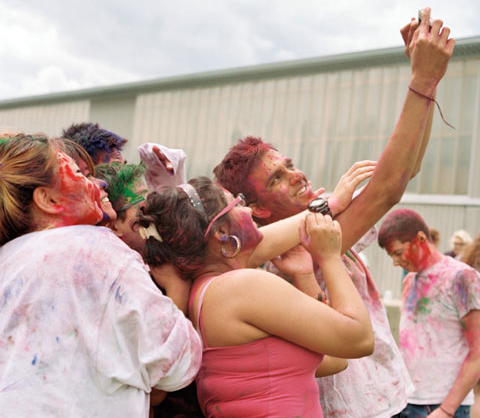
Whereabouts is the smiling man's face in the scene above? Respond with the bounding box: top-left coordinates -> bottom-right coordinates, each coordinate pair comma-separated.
247,149 -> 315,223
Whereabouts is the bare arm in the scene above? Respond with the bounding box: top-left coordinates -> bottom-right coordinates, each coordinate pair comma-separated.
242,214 -> 374,358
426,310 -> 480,418
247,209 -> 308,268
315,356 -> 348,377
410,97 -> 434,178
336,9 -> 455,253
400,18 -> 436,179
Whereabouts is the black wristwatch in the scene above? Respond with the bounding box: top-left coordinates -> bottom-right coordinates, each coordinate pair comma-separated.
308,197 -> 333,217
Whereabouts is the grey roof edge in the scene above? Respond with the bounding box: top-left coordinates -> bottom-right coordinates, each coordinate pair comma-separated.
1,35 -> 479,109
401,193 -> 480,206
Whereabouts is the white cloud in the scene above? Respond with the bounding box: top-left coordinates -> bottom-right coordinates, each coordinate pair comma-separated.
0,0 -> 478,100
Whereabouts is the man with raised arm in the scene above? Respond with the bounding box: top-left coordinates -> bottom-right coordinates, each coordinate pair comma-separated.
213,9 -> 455,418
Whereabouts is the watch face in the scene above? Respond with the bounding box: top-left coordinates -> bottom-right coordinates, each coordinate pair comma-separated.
308,197 -> 331,215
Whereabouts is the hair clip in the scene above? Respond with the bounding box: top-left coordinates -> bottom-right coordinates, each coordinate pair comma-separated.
178,183 -> 206,214
138,223 -> 163,242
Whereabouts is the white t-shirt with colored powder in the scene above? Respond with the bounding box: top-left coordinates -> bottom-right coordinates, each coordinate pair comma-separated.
0,225 -> 202,418
400,255 -> 480,405
316,250 -> 414,418
268,248 -> 414,418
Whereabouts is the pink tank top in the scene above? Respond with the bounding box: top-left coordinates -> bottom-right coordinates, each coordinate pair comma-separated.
191,275 -> 324,418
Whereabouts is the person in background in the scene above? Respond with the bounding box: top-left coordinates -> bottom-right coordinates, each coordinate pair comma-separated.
462,233 -> 480,418
378,208 -> 480,418
63,122 -> 127,164
430,228 -> 440,248
62,122 -> 186,189
445,229 -> 473,259
462,233 -> 480,272
0,134 -> 201,418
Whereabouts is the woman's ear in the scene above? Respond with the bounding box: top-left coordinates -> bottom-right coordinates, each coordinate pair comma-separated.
212,222 -> 230,243
32,187 -> 63,215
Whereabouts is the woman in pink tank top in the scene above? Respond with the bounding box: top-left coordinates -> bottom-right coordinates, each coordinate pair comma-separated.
137,177 -> 374,418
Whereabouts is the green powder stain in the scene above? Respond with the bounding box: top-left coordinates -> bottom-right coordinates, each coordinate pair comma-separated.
415,297 -> 431,316
344,250 -> 356,263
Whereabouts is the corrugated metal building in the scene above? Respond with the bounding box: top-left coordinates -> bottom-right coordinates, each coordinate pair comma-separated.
1,37 -> 480,299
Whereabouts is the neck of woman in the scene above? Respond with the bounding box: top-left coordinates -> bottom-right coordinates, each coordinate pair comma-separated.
195,245 -> 250,280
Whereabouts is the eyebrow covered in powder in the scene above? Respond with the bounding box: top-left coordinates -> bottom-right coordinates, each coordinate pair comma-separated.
265,158 -> 293,188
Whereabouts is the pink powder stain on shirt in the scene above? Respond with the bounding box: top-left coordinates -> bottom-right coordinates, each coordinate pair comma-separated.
399,329 -> 419,356
416,271 -> 441,300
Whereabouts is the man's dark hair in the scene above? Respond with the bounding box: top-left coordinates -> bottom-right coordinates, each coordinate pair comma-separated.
213,136 -> 276,205
62,122 -> 127,164
378,208 -> 432,249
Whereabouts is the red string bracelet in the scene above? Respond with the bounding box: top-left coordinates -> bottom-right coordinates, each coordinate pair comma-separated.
439,405 -> 454,417
408,85 -> 455,129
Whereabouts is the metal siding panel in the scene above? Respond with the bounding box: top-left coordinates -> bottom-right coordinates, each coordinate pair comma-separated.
294,76 -> 316,172
175,89 -> 193,151
468,60 -> 480,198
261,79 -> 278,143
89,96 -> 136,161
307,74 -> 329,189
0,101 -> 89,137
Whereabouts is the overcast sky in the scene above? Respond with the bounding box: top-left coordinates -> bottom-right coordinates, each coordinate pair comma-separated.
0,0 -> 478,101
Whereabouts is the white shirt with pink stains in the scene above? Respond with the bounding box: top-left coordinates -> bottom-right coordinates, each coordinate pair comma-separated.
0,225 -> 202,418
316,250 -> 414,418
268,249 -> 414,418
400,255 -> 480,405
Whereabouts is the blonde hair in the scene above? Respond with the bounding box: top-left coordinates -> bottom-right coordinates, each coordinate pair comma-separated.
449,229 -> 473,250
62,138 -> 95,175
0,134 -> 58,246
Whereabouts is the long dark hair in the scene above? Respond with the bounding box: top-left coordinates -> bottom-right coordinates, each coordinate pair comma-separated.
137,177 -> 229,280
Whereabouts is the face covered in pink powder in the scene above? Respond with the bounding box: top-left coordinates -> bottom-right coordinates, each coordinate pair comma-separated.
386,234 -> 433,273
53,151 -> 103,226
220,190 -> 264,252
247,149 -> 315,223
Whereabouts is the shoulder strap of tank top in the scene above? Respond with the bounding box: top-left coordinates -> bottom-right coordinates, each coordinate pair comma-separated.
190,276 -> 219,348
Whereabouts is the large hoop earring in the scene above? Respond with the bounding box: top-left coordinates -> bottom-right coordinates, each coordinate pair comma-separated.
221,235 -> 242,258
